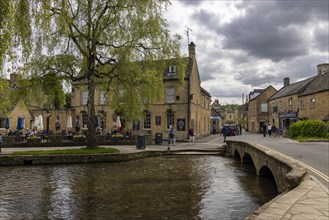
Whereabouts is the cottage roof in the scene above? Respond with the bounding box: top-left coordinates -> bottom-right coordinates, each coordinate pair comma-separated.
249,86 -> 276,102
299,73 -> 329,96
269,77 -> 315,100
201,87 -> 211,97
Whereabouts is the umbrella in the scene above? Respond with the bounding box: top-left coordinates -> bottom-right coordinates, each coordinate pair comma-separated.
75,115 -> 80,132
16,117 -> 23,130
33,116 -> 38,128
95,116 -> 99,128
37,115 -> 43,131
66,116 -> 72,129
55,115 -> 61,130
116,116 -> 121,132
5,118 -> 10,129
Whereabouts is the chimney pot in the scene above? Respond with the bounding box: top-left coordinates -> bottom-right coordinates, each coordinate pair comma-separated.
284,77 -> 290,87
317,63 -> 329,75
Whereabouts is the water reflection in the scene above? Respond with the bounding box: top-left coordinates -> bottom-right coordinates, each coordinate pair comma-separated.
0,156 -> 278,219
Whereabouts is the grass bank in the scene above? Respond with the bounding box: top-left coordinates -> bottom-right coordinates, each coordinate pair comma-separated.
12,147 -> 120,156
293,136 -> 329,142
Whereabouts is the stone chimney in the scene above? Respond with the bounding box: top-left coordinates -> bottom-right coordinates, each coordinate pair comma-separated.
317,63 -> 329,75
284,77 -> 290,87
188,42 -> 196,59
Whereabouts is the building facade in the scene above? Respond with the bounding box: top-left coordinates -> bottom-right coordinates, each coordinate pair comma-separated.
0,74 -> 34,134
298,64 -> 329,121
268,63 -> 329,131
69,42 -> 211,141
210,99 -> 225,133
247,86 -> 277,133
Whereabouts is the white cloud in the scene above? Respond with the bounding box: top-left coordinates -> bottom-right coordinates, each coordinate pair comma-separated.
165,0 -> 329,104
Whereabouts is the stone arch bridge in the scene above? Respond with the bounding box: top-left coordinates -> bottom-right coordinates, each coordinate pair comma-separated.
225,140 -> 307,193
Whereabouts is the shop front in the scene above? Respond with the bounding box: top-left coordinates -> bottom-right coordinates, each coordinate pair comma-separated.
278,112 -> 298,131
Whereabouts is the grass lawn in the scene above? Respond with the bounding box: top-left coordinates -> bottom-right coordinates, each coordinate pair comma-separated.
293,136 -> 329,142
12,147 -> 120,156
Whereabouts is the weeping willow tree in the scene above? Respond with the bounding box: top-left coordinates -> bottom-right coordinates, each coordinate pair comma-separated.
0,0 -> 185,148
0,78 -> 11,117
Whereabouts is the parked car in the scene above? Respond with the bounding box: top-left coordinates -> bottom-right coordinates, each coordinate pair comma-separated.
223,124 -> 240,136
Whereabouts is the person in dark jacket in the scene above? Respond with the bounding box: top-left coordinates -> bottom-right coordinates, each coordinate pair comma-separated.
262,123 -> 268,137
222,126 -> 229,143
188,126 -> 195,145
0,134 -> 3,152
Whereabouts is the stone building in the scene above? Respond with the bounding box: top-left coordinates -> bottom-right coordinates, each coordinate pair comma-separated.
69,42 -> 211,141
0,74 -> 34,134
247,86 -> 277,133
269,63 -> 329,130
210,99 -> 225,133
298,63 -> 329,121
225,108 -> 239,124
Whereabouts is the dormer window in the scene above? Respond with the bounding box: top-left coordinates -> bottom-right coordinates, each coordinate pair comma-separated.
167,65 -> 177,76
169,65 -> 176,73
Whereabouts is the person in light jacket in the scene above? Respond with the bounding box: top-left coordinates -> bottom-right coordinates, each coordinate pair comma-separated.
168,125 -> 175,145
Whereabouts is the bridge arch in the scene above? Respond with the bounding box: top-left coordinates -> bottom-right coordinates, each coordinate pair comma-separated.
258,165 -> 278,192
242,153 -> 253,164
233,149 -> 241,161
259,166 -> 273,177
226,140 -> 307,192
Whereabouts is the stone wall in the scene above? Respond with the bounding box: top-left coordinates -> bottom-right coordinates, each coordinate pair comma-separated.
248,86 -> 277,133
0,151 -> 170,166
298,91 -> 329,121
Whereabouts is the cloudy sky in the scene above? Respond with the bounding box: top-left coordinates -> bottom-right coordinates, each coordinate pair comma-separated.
164,0 -> 329,105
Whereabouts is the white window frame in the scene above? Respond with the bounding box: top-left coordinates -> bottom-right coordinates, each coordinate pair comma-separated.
167,112 -> 175,129
82,91 -> 88,105
261,103 -> 268,113
168,65 -> 176,73
144,111 -> 151,130
82,112 -> 88,128
300,100 -> 305,110
166,87 -> 175,103
310,98 -> 315,109
288,99 -> 292,110
99,90 -> 106,105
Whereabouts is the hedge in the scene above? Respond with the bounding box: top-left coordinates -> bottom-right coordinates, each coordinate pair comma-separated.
289,119 -> 329,138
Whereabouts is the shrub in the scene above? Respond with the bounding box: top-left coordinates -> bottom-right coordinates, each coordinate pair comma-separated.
27,135 -> 42,143
73,135 -> 86,142
112,134 -> 124,138
290,120 -> 329,138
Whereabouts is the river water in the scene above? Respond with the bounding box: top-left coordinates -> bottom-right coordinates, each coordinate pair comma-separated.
0,155 -> 278,220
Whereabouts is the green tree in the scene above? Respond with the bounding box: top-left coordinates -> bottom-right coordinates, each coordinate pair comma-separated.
0,0 -> 184,148
0,77 -> 11,117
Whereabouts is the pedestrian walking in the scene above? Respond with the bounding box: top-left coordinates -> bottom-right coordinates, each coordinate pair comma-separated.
0,134 -> 3,153
271,124 -> 277,137
222,125 -> 229,143
262,123 -> 267,137
268,124 -> 272,137
188,126 -> 195,145
212,124 -> 217,134
168,125 -> 175,145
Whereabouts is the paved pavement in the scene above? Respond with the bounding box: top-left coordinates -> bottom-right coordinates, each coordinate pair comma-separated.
1,133 -> 328,220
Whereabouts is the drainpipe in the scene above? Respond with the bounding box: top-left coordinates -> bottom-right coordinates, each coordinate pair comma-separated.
188,76 -> 191,133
